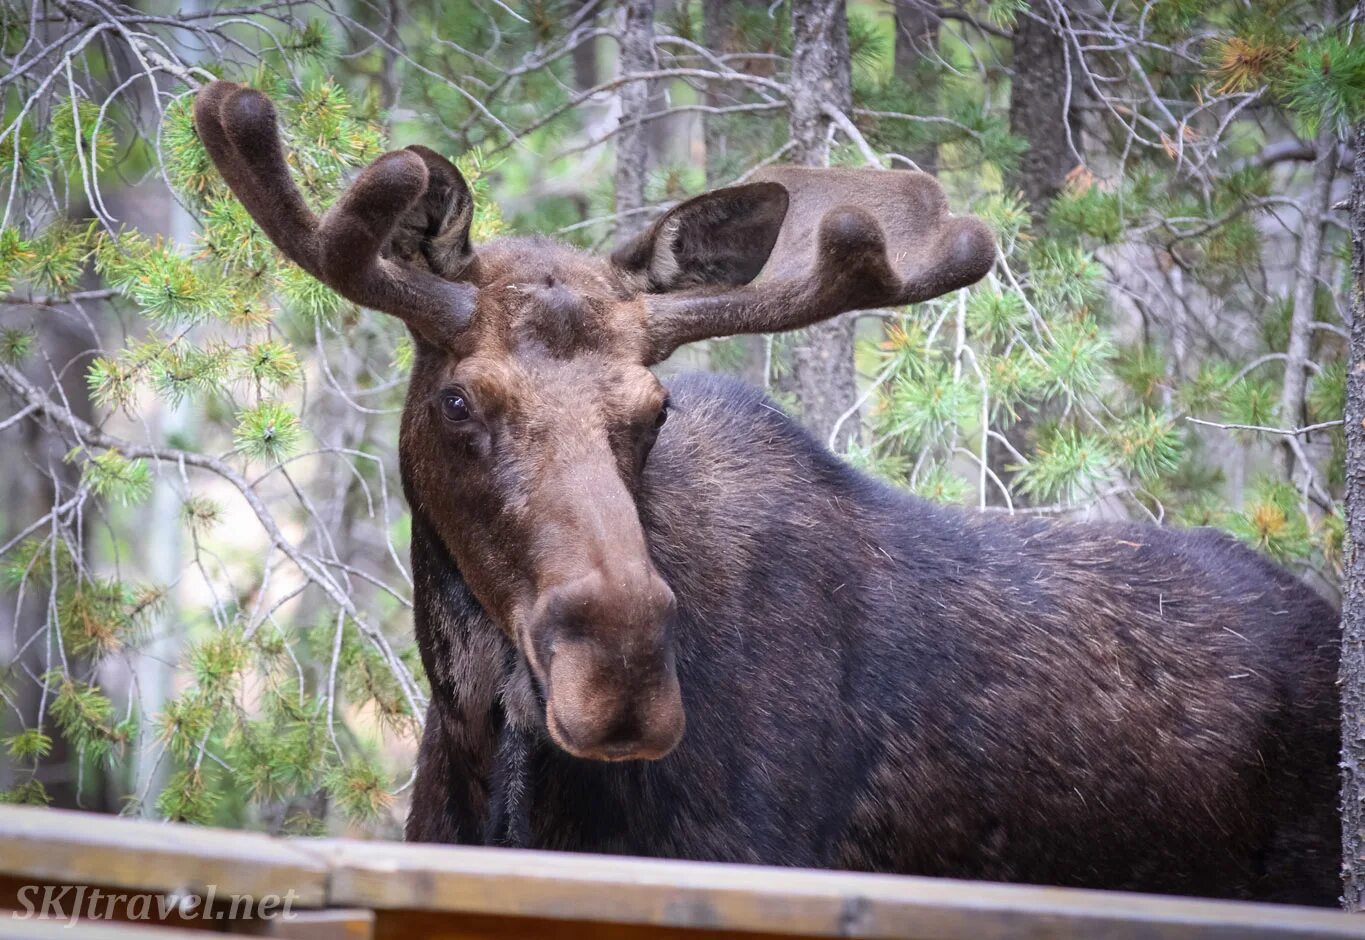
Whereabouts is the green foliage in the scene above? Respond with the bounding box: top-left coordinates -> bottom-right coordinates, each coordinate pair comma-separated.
0,125 -> 54,195
1227,479 -> 1313,564
163,96 -> 218,200
325,754 -> 393,823
81,450 -> 152,506
157,768 -> 220,824
58,578 -> 160,658
985,0 -> 1028,29
1113,412 -> 1183,483
0,228 -> 34,295
0,780 -> 51,806
0,328 -> 33,364
1280,35 -> 1365,134
96,232 -> 232,326
230,685 -> 327,804
965,288 -> 1028,346
1049,181 -> 1125,245
1112,344 -> 1167,407
283,19 -> 338,65
279,265 -> 343,324
908,463 -> 972,505
46,672 -> 120,765
1013,427 -> 1117,504
234,401 -> 303,462
51,99 -> 116,175
5,728 -> 53,761
182,494 -> 223,535
1042,318 -> 1114,400
24,222 -> 91,295
188,632 -> 250,704
240,341 -> 301,389
86,356 -> 139,410
1221,376 -> 1280,432
1308,360 -> 1346,424
887,361 -> 978,447
2,73 -> 412,833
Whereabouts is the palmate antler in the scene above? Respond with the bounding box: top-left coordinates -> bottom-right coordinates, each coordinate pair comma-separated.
635,166 -> 997,364
193,82 -> 475,347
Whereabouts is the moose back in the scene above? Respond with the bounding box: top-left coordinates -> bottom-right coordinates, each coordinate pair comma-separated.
194,82 -> 1340,905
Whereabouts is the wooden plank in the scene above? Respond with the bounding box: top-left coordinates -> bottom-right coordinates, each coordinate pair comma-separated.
2,805 -> 1364,939
0,877 -> 367,937
235,908 -> 375,939
0,913 -> 212,940
0,876 -> 216,931
318,838 -> 1365,940
371,909 -> 837,940
0,806 -> 327,907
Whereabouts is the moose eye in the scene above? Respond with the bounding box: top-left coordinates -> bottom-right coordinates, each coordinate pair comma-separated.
440,391 -> 471,423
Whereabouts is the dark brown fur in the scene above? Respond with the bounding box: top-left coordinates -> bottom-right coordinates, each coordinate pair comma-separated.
195,83 -> 1340,904
405,374 -> 1339,903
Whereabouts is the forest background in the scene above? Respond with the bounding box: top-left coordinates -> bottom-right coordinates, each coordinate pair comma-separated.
2,0 -> 1364,871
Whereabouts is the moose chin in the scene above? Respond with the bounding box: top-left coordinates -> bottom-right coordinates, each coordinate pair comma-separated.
195,81 -> 1341,906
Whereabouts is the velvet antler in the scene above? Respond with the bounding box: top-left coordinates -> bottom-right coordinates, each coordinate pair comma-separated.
193,82 -> 475,347
634,166 -> 996,364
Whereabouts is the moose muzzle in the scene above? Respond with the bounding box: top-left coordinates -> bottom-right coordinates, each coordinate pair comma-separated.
526,569 -> 683,762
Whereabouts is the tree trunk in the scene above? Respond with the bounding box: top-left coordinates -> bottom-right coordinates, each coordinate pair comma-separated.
1341,120 -> 1365,911
1008,8 -> 1076,220
994,6 -> 1080,503
572,0 -> 600,91
702,0 -> 734,184
702,0 -> 769,385
614,0 -> 657,245
646,0 -> 678,167
893,0 -> 939,173
1279,121 -> 1340,480
787,0 -> 858,449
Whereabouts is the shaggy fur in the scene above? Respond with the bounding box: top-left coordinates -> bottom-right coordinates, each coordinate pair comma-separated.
192,81 -> 1339,904
406,373 -> 1339,905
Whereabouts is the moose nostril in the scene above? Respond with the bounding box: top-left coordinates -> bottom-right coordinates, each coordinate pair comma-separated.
650,579 -> 677,623
597,715 -> 642,751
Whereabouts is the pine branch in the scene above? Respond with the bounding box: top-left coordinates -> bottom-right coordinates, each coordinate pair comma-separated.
1185,417 -> 1344,437
0,362 -> 427,718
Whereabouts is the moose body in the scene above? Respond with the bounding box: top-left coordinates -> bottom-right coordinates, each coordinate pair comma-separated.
194,81 -> 1339,906
406,371 -> 1338,903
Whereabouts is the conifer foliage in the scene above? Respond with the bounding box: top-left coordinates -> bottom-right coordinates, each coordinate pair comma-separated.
0,0 -> 1362,840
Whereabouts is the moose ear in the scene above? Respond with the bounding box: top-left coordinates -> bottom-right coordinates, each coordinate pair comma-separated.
383,144 -> 476,279
611,182 -> 789,292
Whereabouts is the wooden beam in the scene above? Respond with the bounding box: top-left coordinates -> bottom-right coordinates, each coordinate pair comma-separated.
0,915 -> 213,940
319,838 -> 1365,940
2,805 -> 1365,940
370,909 -> 824,940
238,908 -> 375,939
0,806 -> 327,907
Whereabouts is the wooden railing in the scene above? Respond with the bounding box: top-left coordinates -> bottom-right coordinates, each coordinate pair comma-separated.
0,804 -> 1363,939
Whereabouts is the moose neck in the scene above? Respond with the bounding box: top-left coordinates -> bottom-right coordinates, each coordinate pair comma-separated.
403,371 -> 898,845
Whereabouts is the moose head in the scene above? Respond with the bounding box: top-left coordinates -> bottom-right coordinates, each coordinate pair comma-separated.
194,81 -> 994,763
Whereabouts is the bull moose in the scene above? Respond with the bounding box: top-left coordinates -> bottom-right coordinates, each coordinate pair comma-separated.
194,81 -> 1340,905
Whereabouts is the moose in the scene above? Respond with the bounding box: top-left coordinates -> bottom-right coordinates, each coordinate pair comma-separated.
195,81 -> 1340,905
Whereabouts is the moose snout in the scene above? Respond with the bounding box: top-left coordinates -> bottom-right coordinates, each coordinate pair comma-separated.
528,571 -> 684,762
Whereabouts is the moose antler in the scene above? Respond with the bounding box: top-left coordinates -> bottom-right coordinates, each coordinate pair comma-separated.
193,82 -> 475,347
638,166 -> 995,363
